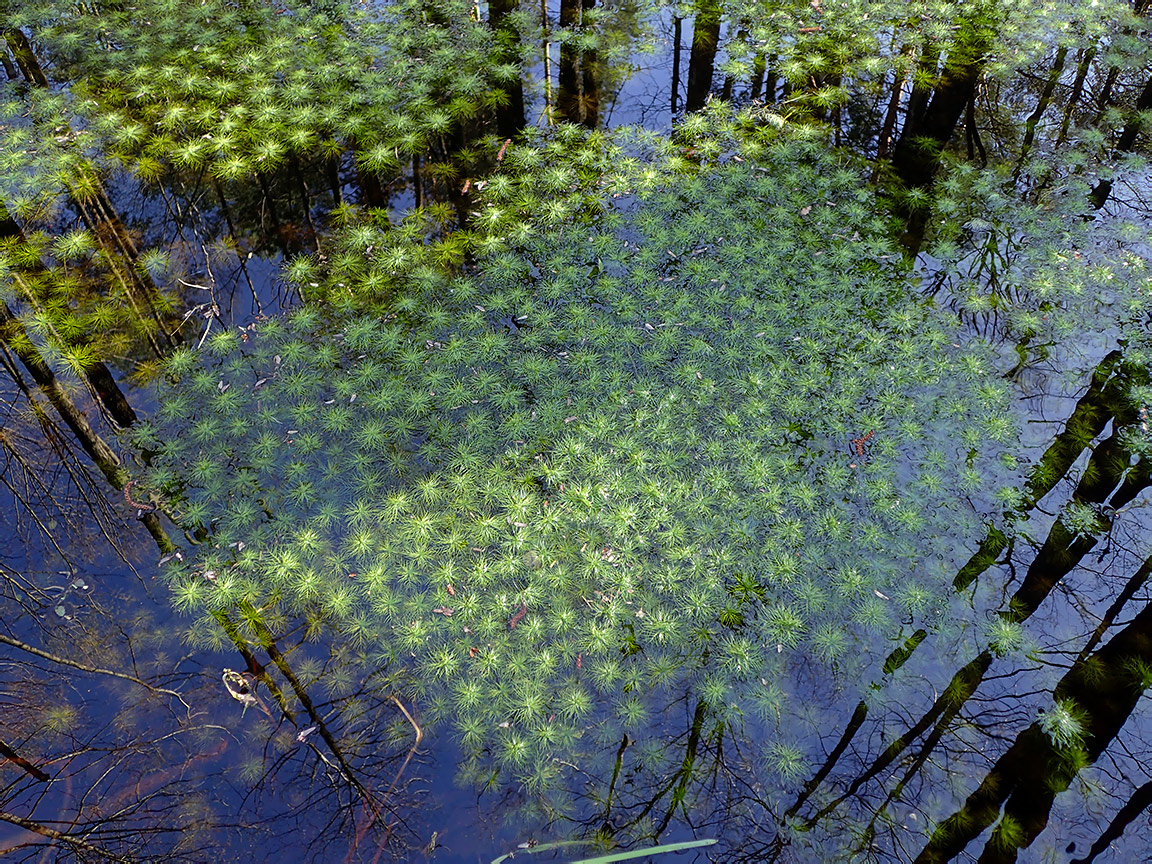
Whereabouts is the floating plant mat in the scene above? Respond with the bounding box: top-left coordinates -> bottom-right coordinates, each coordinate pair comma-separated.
138,129 -> 1020,812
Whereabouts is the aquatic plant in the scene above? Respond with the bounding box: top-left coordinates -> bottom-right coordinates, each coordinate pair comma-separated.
143,121 -> 1019,795
1039,698 -> 1088,750
5,0 -> 1152,856
19,0 -> 507,196
0,85 -> 182,382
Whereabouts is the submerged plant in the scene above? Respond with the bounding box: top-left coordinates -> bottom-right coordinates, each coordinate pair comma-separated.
143,121 -> 1019,795
25,0 -> 501,178
1039,698 -> 1088,750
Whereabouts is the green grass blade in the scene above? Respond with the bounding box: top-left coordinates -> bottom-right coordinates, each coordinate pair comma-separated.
569,838 -> 718,863
489,840 -> 598,864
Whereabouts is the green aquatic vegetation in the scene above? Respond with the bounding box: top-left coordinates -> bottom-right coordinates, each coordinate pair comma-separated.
1059,501 -> 1105,539
1039,698 -> 1088,750
921,153 -> 1152,375
144,123 -> 1019,791
13,0 -> 511,217
0,95 -> 181,377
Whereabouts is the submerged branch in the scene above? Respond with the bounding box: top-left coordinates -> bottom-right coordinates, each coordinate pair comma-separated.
0,632 -> 190,709
0,809 -> 133,863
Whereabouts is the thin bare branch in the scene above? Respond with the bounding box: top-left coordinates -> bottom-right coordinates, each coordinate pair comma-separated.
0,809 -> 133,862
0,632 -> 190,710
